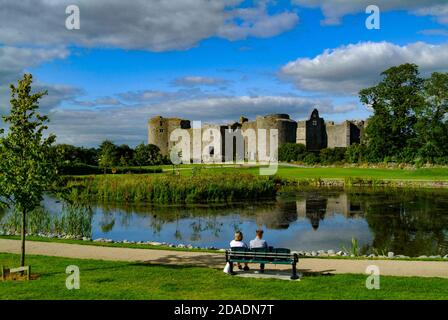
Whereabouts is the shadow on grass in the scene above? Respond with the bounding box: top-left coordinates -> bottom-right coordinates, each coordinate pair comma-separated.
132,254 -> 337,278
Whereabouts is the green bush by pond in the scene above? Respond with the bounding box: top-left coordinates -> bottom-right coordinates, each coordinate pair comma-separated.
65,173 -> 278,204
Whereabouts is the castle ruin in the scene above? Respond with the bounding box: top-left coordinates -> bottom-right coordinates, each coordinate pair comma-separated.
148,109 -> 365,161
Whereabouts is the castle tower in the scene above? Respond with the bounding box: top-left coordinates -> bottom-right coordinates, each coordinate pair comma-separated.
300,109 -> 327,151
255,114 -> 297,160
148,116 -> 191,156
148,116 -> 168,155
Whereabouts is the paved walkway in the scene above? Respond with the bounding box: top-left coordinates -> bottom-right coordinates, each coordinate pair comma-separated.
0,239 -> 447,278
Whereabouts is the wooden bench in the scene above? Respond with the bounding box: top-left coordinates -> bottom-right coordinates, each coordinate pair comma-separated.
225,247 -> 300,280
1,266 -> 31,281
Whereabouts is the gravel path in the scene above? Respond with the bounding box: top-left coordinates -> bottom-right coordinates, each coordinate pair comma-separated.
1,239 -> 447,278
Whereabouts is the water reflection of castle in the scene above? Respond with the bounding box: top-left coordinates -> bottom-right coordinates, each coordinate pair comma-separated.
255,193 -> 364,230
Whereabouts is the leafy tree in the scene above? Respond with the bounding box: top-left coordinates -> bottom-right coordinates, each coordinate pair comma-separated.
278,143 -> 306,162
54,144 -> 98,166
413,72 -> 448,164
98,140 -> 118,173
360,63 -> 424,162
116,144 -> 134,166
345,143 -> 366,163
134,143 -> 162,166
0,74 -> 59,266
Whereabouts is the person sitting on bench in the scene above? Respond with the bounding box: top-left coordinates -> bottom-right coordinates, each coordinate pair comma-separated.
249,229 -> 268,273
229,231 -> 249,271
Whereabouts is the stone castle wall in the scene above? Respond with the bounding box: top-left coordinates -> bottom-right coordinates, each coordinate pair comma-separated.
148,109 -> 365,160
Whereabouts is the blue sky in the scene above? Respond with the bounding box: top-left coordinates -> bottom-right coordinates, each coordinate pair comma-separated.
1,0 -> 448,146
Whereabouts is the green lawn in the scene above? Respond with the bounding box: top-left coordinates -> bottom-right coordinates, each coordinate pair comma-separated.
74,164 -> 448,182
1,253 -> 447,300
168,165 -> 448,181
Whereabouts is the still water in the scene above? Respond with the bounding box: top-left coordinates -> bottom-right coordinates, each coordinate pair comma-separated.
59,188 -> 448,256
3,188 -> 448,256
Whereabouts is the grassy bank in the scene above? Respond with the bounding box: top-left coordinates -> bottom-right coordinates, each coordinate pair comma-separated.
1,253 -> 447,300
65,173 -> 277,204
62,166 -> 448,205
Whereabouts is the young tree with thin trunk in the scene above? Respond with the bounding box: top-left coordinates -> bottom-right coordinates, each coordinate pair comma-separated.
0,74 -> 59,267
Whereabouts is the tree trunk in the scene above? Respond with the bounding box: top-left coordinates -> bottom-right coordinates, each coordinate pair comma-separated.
20,208 -> 26,267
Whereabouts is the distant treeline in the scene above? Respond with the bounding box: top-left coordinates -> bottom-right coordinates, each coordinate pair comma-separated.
53,141 -> 169,174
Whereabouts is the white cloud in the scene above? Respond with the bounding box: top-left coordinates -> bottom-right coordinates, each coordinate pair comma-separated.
0,0 -> 299,51
414,4 -> 448,25
37,83 -> 84,112
0,46 -> 68,86
0,46 -> 71,113
291,0 -> 448,25
280,41 -> 448,94
218,3 -> 299,39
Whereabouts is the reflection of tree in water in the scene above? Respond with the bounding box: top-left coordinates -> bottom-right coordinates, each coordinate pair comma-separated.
205,217 -> 223,238
99,211 -> 115,233
174,213 -> 182,240
150,215 -> 164,235
93,201 -> 269,240
231,221 -> 243,233
359,189 -> 448,256
190,216 -> 224,241
190,220 -> 202,241
100,206 -> 131,228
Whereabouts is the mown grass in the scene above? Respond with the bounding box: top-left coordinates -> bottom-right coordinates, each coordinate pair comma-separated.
65,173 -> 277,204
172,165 -> 448,181
0,253 -> 447,300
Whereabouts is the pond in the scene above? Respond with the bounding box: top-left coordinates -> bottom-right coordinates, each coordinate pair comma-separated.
2,188 -> 448,257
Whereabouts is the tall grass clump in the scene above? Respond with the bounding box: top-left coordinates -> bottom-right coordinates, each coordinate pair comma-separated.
341,237 -> 360,256
66,173 -> 278,204
0,204 -> 92,238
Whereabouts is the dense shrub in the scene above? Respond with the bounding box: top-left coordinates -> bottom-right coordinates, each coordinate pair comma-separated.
302,152 -> 319,165
278,143 -> 307,162
320,148 -> 346,165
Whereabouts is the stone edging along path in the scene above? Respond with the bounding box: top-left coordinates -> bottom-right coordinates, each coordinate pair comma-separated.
0,239 -> 447,279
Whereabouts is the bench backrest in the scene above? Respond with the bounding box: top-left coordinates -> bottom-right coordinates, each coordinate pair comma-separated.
227,247 -> 297,263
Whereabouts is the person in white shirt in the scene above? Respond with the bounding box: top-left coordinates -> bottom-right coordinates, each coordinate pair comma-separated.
229,231 -> 249,271
249,229 -> 268,273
